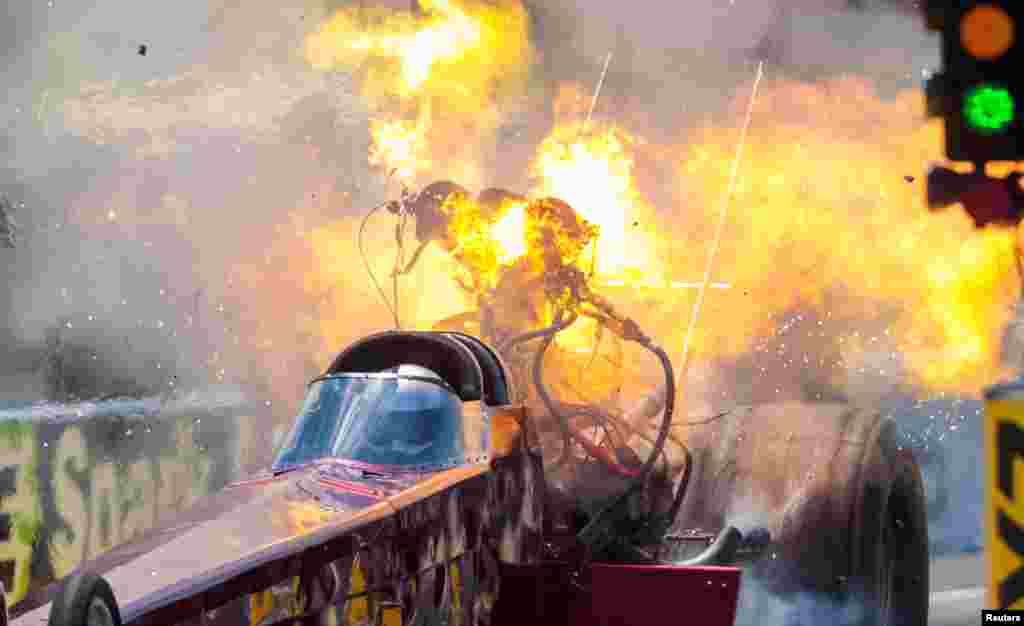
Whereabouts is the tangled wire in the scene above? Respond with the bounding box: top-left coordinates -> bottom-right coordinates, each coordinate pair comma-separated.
362,183 -> 694,555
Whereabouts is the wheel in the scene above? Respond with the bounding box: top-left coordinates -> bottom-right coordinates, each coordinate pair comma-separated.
915,446 -> 949,523
675,403 -> 929,626
47,572 -> 122,626
851,442 -> 929,626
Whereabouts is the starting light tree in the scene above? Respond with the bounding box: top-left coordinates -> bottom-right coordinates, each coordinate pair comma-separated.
923,1 -> 1024,226
925,1 -> 1021,162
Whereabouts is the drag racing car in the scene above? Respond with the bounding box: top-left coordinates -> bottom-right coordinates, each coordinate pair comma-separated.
9,326 -> 929,626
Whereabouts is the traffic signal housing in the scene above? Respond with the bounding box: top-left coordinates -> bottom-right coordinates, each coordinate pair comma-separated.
925,2 -> 1021,163
927,166 -> 1024,227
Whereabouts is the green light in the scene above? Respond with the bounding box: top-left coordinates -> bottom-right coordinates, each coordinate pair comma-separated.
963,84 -> 1015,134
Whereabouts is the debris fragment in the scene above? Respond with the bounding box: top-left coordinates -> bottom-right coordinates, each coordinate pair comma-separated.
138,44 -> 147,56
0,197 -> 18,248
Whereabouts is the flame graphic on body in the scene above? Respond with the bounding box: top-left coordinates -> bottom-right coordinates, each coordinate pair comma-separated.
304,0 -> 531,187
281,500 -> 333,533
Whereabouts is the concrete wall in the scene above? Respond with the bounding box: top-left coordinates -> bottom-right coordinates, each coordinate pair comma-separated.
0,389 -> 266,611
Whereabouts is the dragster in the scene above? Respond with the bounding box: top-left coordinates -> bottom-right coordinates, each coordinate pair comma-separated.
8,186 -> 930,626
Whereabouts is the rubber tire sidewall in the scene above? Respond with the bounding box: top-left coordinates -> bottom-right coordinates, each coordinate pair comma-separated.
47,573 -> 123,626
852,445 -> 930,626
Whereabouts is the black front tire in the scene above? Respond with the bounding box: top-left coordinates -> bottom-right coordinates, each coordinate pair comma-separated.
47,572 -> 122,626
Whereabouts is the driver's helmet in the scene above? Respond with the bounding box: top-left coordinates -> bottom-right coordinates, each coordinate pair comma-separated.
409,181 -> 470,244
363,364 -> 460,459
386,363 -> 445,382
385,362 -> 448,387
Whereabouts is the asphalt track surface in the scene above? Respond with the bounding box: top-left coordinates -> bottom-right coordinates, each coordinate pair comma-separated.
930,552 -> 986,626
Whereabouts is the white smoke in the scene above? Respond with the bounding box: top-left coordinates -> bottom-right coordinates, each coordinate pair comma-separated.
0,385 -> 247,424
724,492 -> 777,536
734,573 -> 868,626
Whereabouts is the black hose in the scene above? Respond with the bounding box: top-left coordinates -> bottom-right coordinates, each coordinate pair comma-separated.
518,314 -> 676,483
632,340 -> 695,556
528,311 -> 579,469
498,314 -> 576,354
556,402 -> 688,462
631,340 -> 675,486
357,201 -> 400,329
488,310 -> 577,465
574,337 -> 677,557
491,287 -> 682,548
664,442 -> 693,535
393,240 -> 432,276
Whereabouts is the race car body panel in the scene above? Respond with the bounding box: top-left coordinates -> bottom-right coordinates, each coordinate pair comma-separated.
14,461 -> 490,625
13,331 -> 547,626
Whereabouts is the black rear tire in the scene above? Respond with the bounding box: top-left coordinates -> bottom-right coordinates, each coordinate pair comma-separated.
852,444 -> 930,626
47,572 -> 123,626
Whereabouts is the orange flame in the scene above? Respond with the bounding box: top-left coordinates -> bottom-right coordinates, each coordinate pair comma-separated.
523,85 -> 665,353
491,202 -> 527,263
304,0 -> 531,187
665,77 -> 1021,393
531,117 -> 660,275
300,2 -> 1019,398
368,117 -> 429,183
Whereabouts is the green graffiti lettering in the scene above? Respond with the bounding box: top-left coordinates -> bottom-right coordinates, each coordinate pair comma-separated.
0,427 -> 39,606
0,422 -> 32,451
155,421 -> 213,517
51,427 -> 87,576
88,460 -> 122,557
4,408 -> 244,609
119,460 -> 154,543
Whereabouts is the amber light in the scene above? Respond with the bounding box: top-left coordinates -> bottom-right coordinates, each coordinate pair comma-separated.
961,4 -> 1016,60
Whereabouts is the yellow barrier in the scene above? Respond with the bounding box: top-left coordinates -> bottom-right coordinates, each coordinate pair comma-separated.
376,602 -> 403,626
984,381 -> 1024,609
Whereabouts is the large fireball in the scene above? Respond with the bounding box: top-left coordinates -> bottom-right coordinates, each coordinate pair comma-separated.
668,77 -> 1020,394
530,85 -> 661,278
302,4 -> 1018,398
304,0 -> 532,187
